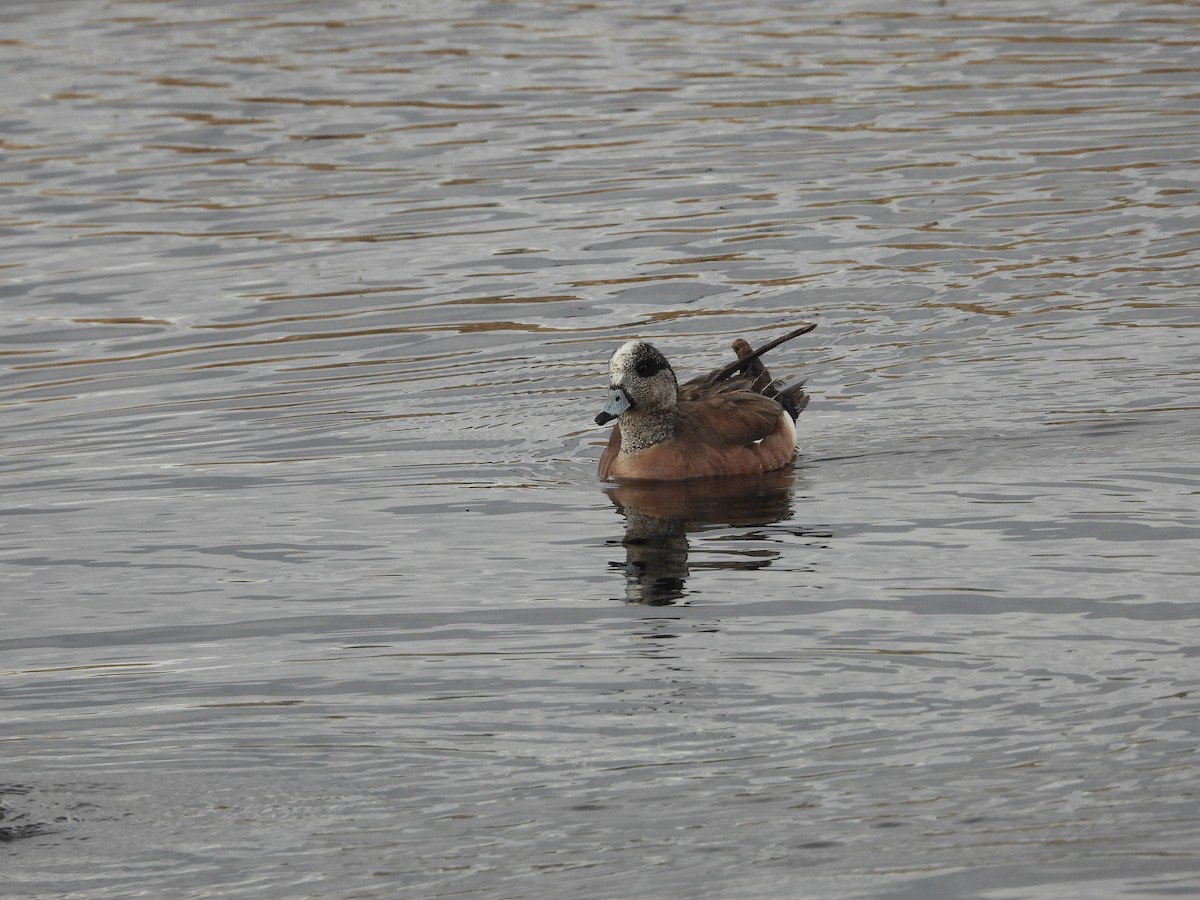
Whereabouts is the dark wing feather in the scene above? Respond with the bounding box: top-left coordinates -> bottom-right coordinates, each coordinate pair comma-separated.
680,323 -> 815,423
694,322 -> 815,388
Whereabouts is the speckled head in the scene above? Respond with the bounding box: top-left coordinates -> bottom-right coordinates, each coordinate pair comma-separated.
595,341 -> 678,426
609,341 -> 672,385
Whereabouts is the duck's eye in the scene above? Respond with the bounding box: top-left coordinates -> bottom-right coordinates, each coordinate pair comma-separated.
635,359 -> 659,377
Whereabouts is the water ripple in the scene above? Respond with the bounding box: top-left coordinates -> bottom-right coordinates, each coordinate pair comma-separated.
3,1 -> 1199,897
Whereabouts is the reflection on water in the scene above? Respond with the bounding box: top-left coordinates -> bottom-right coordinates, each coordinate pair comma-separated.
0,786 -> 53,844
607,470 -> 800,604
3,0 -> 1200,897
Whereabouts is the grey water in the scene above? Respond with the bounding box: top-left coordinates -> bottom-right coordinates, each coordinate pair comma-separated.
3,1 -> 1199,897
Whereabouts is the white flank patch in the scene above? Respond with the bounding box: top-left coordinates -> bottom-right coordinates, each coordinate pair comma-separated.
781,411 -> 797,446
755,413 -> 795,446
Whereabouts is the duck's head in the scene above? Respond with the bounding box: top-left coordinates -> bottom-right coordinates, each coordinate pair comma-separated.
595,340 -> 678,426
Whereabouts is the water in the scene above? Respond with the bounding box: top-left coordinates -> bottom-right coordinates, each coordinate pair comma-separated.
3,0 -> 1199,896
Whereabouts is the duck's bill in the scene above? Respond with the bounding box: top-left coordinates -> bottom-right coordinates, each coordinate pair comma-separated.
594,387 -> 631,426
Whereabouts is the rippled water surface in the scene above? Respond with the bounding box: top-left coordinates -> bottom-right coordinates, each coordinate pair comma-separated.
4,1 -> 1199,897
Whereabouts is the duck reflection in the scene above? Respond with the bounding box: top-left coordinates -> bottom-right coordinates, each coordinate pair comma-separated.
606,469 -> 797,605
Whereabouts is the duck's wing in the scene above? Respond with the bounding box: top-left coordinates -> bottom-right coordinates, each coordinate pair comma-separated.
676,382 -> 786,447
681,323 -> 815,422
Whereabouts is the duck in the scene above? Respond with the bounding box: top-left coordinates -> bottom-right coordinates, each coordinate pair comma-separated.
595,323 -> 816,481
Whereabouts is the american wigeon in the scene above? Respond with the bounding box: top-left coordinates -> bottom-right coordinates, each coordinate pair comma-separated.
595,323 -> 816,481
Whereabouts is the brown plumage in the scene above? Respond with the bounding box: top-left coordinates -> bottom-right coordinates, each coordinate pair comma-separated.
595,323 -> 815,481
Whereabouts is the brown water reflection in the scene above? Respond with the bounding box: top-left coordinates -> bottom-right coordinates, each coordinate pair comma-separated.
607,470 -> 799,604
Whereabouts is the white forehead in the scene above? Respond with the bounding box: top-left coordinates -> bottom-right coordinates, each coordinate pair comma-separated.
609,341 -> 644,379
